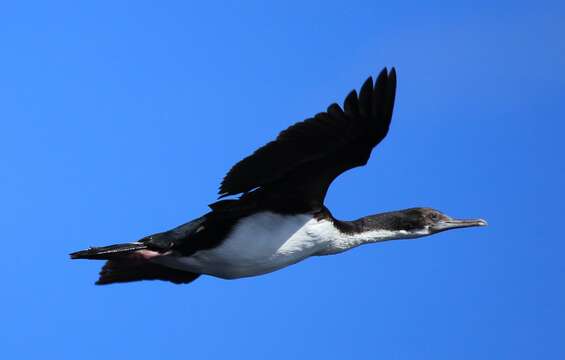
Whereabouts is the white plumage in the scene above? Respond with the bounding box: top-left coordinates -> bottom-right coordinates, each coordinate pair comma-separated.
155,211 -> 427,279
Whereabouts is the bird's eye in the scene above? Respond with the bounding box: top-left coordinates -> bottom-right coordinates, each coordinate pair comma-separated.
430,214 -> 439,221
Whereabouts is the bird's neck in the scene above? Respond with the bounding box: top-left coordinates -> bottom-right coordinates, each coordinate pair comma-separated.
319,213 -> 429,255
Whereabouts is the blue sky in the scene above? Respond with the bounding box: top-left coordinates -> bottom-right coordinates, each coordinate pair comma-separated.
1,1 -> 564,359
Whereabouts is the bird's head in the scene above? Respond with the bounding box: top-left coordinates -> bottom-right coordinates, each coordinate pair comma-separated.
382,207 -> 488,237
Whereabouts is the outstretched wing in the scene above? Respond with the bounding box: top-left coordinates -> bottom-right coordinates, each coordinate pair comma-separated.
218,67 -> 397,210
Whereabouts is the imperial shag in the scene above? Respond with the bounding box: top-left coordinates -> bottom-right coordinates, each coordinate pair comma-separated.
70,68 -> 487,285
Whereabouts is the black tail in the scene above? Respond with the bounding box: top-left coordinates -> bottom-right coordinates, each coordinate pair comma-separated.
70,242 -> 200,285
96,259 -> 200,285
69,243 -> 148,260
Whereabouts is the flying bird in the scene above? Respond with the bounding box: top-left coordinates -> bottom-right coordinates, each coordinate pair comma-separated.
70,68 -> 487,285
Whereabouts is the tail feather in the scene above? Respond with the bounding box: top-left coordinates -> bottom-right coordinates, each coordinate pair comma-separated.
70,242 -> 200,285
96,259 -> 200,285
70,243 -> 148,260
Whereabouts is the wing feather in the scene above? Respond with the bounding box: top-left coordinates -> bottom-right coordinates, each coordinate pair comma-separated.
218,68 -> 397,207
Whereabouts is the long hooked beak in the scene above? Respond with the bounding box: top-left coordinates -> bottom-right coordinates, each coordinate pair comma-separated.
432,217 -> 488,233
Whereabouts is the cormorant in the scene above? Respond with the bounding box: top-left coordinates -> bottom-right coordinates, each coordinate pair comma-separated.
70,68 -> 487,285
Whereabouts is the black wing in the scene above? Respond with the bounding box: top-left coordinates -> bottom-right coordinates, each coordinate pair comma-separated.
218,67 -> 397,211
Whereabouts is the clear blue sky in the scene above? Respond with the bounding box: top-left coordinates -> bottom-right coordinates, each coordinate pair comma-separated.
1,1 -> 564,359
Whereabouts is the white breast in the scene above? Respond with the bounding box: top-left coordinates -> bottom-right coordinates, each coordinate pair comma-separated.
156,212 -> 339,279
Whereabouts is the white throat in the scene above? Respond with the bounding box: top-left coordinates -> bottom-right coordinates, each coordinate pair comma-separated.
317,225 -> 429,255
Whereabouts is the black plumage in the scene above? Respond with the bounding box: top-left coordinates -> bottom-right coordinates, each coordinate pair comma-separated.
70,67 -> 485,285
218,68 -> 396,211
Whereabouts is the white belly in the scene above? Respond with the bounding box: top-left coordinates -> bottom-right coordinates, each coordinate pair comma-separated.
155,212 -> 338,279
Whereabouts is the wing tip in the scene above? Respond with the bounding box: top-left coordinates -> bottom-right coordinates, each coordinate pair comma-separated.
216,66 -> 398,199
388,67 -> 397,86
